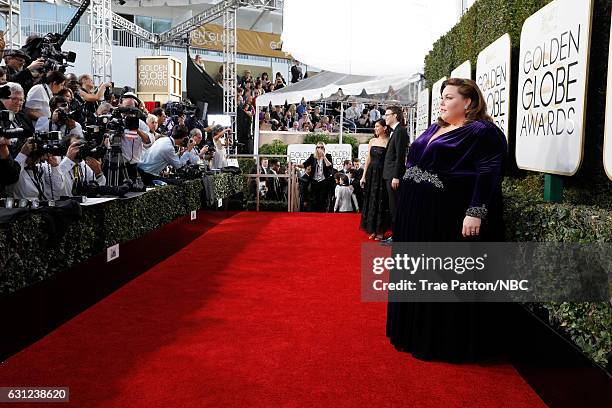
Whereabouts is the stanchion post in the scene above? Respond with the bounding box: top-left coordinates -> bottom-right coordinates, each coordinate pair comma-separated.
543,174 -> 563,203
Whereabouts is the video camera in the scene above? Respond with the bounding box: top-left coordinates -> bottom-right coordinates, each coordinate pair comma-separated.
21,33 -> 76,74
164,101 -> 198,126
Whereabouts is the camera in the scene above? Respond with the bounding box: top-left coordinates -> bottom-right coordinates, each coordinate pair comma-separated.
29,131 -> 67,159
0,110 -> 32,141
104,82 -> 115,102
21,33 -> 76,74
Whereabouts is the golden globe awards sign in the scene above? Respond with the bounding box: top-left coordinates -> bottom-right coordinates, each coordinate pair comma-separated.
604,13 -> 612,180
430,77 -> 446,125
137,58 -> 169,93
477,33 -> 511,137
326,144 -> 353,171
451,60 -> 471,79
358,144 -> 369,166
516,0 -> 593,175
416,88 -> 430,139
287,144 -> 315,165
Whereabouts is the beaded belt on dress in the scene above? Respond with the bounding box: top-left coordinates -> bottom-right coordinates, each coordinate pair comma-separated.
403,166 -> 444,189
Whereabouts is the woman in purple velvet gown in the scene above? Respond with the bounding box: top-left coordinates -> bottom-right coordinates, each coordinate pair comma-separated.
386,78 -> 509,363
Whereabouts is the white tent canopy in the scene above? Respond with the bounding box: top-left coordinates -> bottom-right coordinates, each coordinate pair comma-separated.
255,71 -> 420,108
254,71 -> 422,154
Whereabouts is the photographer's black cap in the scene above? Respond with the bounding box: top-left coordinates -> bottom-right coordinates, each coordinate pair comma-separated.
3,49 -> 29,61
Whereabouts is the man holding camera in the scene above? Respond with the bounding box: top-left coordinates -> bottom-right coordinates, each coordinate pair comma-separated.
48,96 -> 84,138
181,128 -> 210,165
0,82 -> 34,134
0,138 -> 20,196
119,94 -> 153,181
137,125 -> 192,185
58,135 -> 106,197
7,137 -> 66,200
2,49 -> 44,94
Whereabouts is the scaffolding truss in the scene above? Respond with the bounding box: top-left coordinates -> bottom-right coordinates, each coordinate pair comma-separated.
0,0 -> 22,49
90,0 -> 113,84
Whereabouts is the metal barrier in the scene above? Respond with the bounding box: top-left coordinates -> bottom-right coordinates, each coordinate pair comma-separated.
226,153 -> 300,212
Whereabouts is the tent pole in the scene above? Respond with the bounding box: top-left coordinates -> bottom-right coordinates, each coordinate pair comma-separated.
339,102 -> 344,144
254,105 -> 260,155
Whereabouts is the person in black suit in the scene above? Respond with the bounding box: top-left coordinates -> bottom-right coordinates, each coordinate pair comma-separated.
348,168 -> 363,211
382,105 -> 409,242
303,142 -> 335,212
265,159 -> 282,201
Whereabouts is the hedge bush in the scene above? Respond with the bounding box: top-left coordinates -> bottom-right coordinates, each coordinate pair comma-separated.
503,178 -> 612,368
0,175 -> 248,296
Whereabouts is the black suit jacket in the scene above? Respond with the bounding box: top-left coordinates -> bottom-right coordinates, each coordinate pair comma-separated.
303,153 -> 335,180
382,124 -> 409,180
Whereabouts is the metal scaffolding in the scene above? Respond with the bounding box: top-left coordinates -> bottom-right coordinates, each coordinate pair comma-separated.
223,6 -> 238,136
90,0 -> 113,84
0,0 -> 22,49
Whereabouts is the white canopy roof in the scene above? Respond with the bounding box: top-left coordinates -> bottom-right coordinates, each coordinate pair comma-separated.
256,71 -> 421,107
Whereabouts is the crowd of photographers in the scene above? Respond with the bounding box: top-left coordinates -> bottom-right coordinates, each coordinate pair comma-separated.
0,43 -> 231,205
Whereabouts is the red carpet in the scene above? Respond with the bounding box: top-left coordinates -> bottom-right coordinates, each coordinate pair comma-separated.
0,212 -> 545,407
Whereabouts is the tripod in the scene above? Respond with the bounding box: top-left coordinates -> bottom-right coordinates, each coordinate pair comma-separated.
105,145 -> 131,187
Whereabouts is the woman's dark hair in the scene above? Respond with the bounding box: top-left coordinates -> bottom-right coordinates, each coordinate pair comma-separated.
375,118 -> 390,137
340,174 -> 349,186
438,78 -> 492,127
261,72 -> 269,79
45,70 -> 66,86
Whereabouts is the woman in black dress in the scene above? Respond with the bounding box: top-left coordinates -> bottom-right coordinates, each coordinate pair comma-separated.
360,119 -> 391,240
387,78 -> 508,363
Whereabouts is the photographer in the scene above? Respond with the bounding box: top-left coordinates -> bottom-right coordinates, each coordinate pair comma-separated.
78,74 -> 112,121
25,70 -> 66,132
0,82 -> 34,133
0,137 -> 20,195
181,128 -> 210,165
58,135 -> 106,197
7,137 -> 66,200
137,124 -> 192,185
152,107 -> 168,135
2,49 -> 44,94
49,96 -> 83,138
119,94 -> 152,181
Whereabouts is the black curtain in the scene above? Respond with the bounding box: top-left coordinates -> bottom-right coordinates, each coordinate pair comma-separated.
186,52 -> 223,115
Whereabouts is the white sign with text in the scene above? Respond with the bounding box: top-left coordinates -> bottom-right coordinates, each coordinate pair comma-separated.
287,144 -> 316,165
325,144 -> 353,171
430,77 -> 446,125
358,144 -> 370,166
477,33 -> 512,137
451,60 -> 472,79
604,13 -> 612,180
416,88 -> 430,140
515,0 -> 593,175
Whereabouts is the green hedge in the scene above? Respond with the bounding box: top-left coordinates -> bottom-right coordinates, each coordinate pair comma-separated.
0,175 -> 246,296
503,178 -> 612,367
425,0 -> 612,368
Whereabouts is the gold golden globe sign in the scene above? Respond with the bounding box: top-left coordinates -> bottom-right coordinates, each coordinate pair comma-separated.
190,24 -> 290,60
136,56 -> 183,104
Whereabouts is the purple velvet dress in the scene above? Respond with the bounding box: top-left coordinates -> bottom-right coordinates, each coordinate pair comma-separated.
386,119 -> 509,362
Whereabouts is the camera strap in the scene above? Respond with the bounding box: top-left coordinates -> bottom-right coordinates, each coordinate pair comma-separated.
42,84 -> 52,101
25,167 -> 46,201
